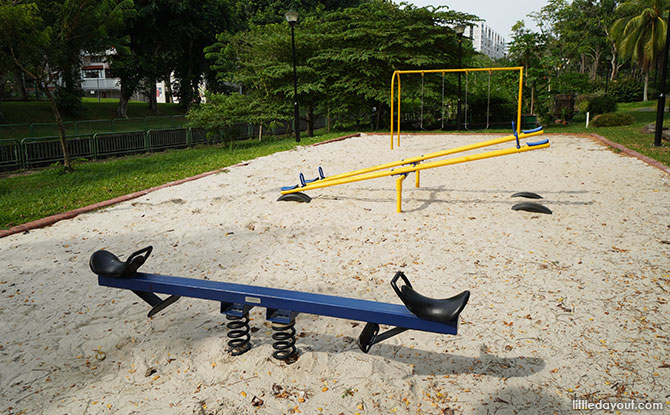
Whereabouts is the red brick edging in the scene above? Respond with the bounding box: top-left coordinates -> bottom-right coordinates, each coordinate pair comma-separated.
589,133 -> 670,175
311,133 -> 361,146
0,134 -> 361,238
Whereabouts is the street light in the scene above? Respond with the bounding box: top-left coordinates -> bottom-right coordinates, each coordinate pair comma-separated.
285,10 -> 300,142
654,8 -> 670,147
454,24 -> 466,131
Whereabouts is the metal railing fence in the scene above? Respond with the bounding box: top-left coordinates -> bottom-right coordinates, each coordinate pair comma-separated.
0,128 -> 204,171
0,115 -> 325,172
0,115 -> 188,140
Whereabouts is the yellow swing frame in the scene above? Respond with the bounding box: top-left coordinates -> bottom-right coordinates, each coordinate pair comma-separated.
279,66 -> 549,212
390,67 -> 525,149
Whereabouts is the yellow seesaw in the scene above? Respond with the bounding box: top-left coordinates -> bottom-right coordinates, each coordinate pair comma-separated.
279,128 -> 549,213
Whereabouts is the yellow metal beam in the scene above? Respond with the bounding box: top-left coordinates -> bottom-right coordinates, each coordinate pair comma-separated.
281,140 -> 550,195
395,67 -> 523,75
318,129 -> 543,184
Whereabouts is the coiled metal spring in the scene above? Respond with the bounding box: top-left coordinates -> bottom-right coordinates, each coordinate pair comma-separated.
271,321 -> 297,360
226,314 -> 251,356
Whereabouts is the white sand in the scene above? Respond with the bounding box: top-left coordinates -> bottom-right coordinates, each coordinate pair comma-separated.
1,133 -> 668,415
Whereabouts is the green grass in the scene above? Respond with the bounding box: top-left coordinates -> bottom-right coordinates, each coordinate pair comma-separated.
0,99 -> 186,139
0,99 -> 184,124
543,106 -> 670,166
616,101 -> 668,111
0,130 -> 354,229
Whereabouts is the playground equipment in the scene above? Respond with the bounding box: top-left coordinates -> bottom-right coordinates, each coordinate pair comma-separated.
90,246 -> 470,361
390,67 -> 525,149
510,192 -> 552,214
512,201 -> 552,215
279,125 -> 549,212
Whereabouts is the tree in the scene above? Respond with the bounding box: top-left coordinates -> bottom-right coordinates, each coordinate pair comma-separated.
188,92 -> 290,142
202,2 -> 478,136
311,3 -> 476,128
0,0 -> 132,171
611,0 -> 668,100
111,0 -> 233,117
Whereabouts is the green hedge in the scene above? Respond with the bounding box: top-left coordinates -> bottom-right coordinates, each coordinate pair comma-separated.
587,96 -> 617,115
591,112 -> 634,127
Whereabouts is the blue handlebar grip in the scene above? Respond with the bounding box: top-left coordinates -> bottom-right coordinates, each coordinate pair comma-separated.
527,138 -> 549,146
281,184 -> 300,191
522,126 -> 543,134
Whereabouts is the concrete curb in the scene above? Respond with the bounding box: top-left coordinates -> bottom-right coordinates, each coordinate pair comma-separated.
0,134 -> 361,239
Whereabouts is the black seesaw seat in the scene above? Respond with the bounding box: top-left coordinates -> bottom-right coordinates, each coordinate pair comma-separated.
90,246 -> 470,361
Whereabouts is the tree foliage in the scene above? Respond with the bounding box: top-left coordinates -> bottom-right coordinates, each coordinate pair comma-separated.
611,0 -> 668,100
611,0 -> 667,72
0,0 -> 133,170
197,2 -> 478,135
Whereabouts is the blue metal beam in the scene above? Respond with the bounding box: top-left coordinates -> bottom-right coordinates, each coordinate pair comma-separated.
98,273 -> 458,335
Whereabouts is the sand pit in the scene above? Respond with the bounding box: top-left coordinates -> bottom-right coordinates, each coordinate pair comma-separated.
1,133 -> 669,414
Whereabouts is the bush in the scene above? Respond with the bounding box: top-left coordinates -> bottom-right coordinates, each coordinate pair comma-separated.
609,77 -> 643,103
468,93 -> 516,126
590,112 -> 634,127
576,93 -> 597,113
556,72 -> 593,94
587,95 -> 617,115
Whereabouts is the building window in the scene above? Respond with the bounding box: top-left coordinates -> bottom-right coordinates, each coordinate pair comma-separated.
83,69 -> 101,79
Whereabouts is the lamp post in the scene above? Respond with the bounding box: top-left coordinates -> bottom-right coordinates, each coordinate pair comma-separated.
654,8 -> 670,147
454,24 -> 466,131
285,10 -> 300,142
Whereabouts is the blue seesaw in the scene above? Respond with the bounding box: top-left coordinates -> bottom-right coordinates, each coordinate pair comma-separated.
90,246 -> 470,361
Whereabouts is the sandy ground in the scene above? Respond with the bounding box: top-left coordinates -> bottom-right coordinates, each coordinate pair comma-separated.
1,133 -> 669,415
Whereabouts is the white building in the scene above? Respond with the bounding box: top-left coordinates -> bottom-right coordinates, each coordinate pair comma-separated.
464,22 -> 506,60
80,52 -> 171,103
80,53 -> 122,100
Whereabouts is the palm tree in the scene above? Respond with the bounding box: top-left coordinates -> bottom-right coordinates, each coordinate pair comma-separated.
611,0 -> 668,101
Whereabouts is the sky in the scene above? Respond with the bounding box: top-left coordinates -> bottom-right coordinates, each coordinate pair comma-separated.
407,0 -> 549,40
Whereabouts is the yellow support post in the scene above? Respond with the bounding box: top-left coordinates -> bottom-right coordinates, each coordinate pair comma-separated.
517,67 -> 523,135
390,71 -> 396,150
415,166 -> 420,188
396,74 -> 401,148
396,175 -> 406,213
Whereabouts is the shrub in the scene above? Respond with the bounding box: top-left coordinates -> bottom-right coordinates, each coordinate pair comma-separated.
556,72 -> 593,94
609,77 -> 643,103
468,93 -> 515,126
576,93 -> 598,113
590,112 -> 634,127
587,95 -> 617,115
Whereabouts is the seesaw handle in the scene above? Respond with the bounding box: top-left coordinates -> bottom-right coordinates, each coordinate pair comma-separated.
390,271 -> 413,300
